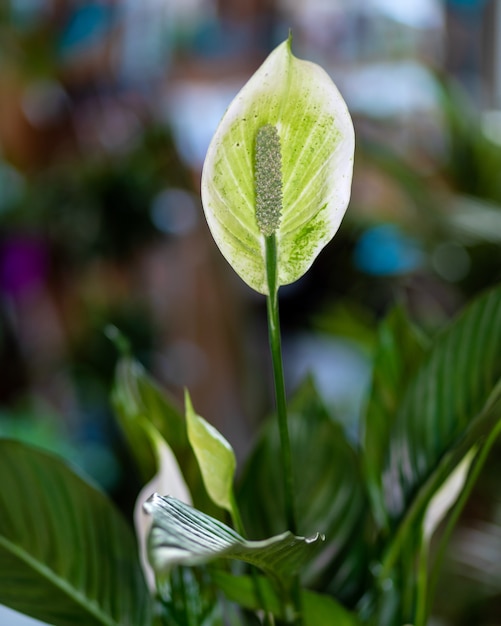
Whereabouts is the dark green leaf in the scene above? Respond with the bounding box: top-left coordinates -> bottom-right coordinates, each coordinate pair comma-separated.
368,287 -> 501,624
157,567 -> 224,626
366,396 -> 501,626
238,379 -> 371,602
0,440 -> 152,626
363,305 -> 429,528
111,357 -> 213,514
383,286 -> 501,520
144,494 -> 323,587
111,357 -> 186,483
212,571 -> 362,625
212,570 -> 282,617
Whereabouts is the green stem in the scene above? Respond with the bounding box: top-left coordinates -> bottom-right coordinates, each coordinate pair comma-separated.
401,535 -> 415,619
229,495 -> 275,625
414,536 -> 429,626
265,235 -> 302,626
265,234 -> 296,535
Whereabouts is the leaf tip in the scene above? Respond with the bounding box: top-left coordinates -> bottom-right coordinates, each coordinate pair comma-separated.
305,532 -> 326,545
143,492 -> 160,515
184,388 -> 194,414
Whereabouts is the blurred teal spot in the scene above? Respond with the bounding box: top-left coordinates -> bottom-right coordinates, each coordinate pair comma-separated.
354,224 -> 424,276
59,3 -> 114,56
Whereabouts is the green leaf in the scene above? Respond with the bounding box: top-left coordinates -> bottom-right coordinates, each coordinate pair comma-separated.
0,440 -> 152,626
371,287 -> 501,622
426,414 -> 501,613
422,447 -> 477,541
383,286 -> 501,521
212,571 -> 362,626
362,305 -> 429,529
111,356 -> 187,483
112,356 -> 194,589
156,567 -> 224,626
201,36 -> 355,294
185,391 -> 236,515
367,396 -> 501,626
212,570 -> 283,617
144,494 -> 323,587
300,590 -> 361,626
111,357 -> 214,514
238,378 -> 370,602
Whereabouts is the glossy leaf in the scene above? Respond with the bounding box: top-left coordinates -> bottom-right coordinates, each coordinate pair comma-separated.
359,291 -> 501,625
367,396 -> 501,626
383,286 -> 501,520
144,494 -> 323,586
185,390 -> 236,515
111,357 -> 214,514
0,440 -> 152,626
157,567 -> 224,626
423,447 -> 477,540
238,378 -> 370,602
201,36 -> 355,294
368,287 -> 501,624
111,356 -> 186,482
362,305 -> 429,528
212,571 -> 362,626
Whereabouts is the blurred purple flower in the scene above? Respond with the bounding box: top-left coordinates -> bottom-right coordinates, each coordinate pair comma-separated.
0,236 -> 49,299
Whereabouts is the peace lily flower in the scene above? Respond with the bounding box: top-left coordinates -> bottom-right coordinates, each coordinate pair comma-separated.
201,36 -> 355,295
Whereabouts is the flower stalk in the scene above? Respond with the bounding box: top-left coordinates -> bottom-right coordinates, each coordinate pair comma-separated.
265,234 -> 297,536
257,124 -> 300,624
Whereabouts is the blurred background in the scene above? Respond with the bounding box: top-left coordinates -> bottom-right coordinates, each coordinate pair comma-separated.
1,0 -> 501,624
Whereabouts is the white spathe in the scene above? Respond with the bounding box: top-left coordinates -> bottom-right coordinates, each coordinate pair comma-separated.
134,432 -> 192,589
201,37 -> 355,295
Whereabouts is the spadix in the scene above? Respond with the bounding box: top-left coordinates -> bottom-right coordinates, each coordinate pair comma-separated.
201,36 -> 355,294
